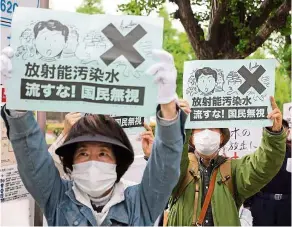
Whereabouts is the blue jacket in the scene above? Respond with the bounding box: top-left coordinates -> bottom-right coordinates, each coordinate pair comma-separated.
1,107 -> 186,226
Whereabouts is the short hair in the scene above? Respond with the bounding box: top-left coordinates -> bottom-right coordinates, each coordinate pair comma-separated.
33,20 -> 69,41
283,119 -> 289,129
195,67 -> 218,82
60,114 -> 134,182
20,29 -> 33,39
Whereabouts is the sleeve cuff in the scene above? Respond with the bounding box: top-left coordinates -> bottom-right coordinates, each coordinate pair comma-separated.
9,110 -> 28,118
2,105 -> 36,139
264,127 -> 284,135
157,110 -> 179,126
156,109 -> 186,145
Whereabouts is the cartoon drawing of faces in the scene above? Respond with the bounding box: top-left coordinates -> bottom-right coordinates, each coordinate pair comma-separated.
195,67 -> 218,95
20,29 -> 34,45
65,30 -> 79,53
33,20 -> 69,61
76,31 -> 107,64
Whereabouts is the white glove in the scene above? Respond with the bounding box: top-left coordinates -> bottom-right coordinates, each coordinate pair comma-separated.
147,49 -> 178,104
0,47 -> 14,86
286,158 -> 291,173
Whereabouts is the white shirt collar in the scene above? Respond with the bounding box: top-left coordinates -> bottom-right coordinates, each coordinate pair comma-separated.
72,179 -> 137,225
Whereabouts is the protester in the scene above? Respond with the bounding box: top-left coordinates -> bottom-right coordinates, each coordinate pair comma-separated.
142,97 -> 286,226
0,47 -> 187,226
49,112 -> 147,186
141,99 -> 190,226
243,119 -> 291,226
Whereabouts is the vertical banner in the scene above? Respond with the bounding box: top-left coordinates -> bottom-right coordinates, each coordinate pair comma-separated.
183,59 -> 276,129
1,0 -> 40,47
1,0 -> 40,205
7,8 -> 163,116
1,118 -> 30,202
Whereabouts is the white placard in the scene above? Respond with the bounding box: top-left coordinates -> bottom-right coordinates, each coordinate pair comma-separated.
0,165 -> 29,202
220,127 -> 263,158
283,102 -> 292,127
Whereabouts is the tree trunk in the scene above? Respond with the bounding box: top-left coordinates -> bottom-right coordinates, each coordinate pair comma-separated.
175,0 -> 291,60
285,35 -> 291,79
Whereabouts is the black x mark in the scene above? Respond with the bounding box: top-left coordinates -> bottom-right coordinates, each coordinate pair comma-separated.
100,23 -> 147,68
238,65 -> 266,95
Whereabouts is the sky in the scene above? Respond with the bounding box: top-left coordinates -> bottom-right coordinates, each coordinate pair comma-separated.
50,0 -> 123,14
50,0 -> 184,31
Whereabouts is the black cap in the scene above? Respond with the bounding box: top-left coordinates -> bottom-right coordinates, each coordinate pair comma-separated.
56,134 -> 134,159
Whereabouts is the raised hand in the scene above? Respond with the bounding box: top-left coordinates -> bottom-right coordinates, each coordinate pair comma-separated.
140,122 -> 154,158
267,96 -> 282,132
146,49 -> 178,104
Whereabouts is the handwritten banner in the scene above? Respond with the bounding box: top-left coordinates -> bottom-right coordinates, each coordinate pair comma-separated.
7,7 -> 163,116
220,127 -> 262,159
283,102 -> 292,127
183,59 -> 276,128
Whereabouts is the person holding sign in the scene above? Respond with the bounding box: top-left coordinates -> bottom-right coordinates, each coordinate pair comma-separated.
0,48 -> 187,226
142,97 -> 286,226
168,96 -> 286,226
243,119 -> 291,226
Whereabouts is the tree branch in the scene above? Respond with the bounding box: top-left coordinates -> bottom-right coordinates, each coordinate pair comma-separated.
174,0 -> 212,59
240,0 -> 291,59
248,0 -> 283,32
208,0 -> 228,42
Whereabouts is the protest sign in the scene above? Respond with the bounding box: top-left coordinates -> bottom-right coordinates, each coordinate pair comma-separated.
0,0 -> 40,48
84,113 -> 146,134
6,7 -> 163,117
1,118 -> 29,202
1,118 -> 17,167
283,102 -> 292,127
1,1 -> 40,101
111,115 -> 145,134
220,127 -> 262,159
183,59 -> 276,128
0,0 -> 39,206
0,165 -> 30,202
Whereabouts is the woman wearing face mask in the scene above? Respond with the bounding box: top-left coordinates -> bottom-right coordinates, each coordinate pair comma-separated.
0,48 -> 187,226
144,97 -> 286,226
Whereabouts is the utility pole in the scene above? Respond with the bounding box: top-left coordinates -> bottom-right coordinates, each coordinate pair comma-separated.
34,1 -> 49,225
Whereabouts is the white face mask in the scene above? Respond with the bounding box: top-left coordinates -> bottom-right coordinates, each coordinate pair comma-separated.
193,129 -> 221,156
71,161 -> 117,198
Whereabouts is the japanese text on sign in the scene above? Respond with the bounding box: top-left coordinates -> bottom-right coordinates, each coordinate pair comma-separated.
0,165 -> 29,202
84,113 -> 144,129
220,127 -> 262,159
0,0 -> 40,52
183,59 -> 276,128
21,79 -> 144,105
113,116 -> 144,128
7,7 -> 163,116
